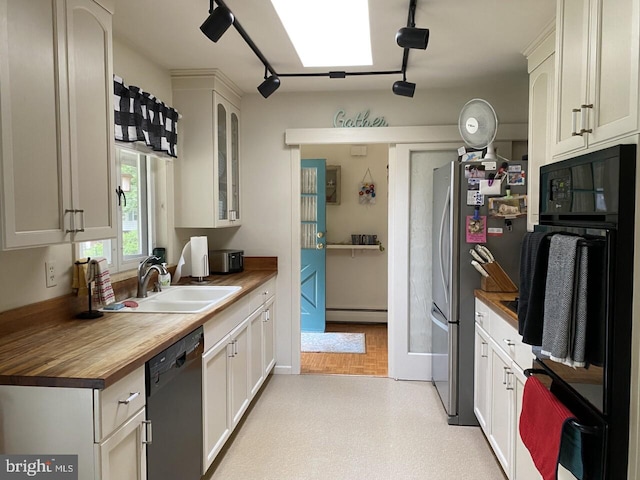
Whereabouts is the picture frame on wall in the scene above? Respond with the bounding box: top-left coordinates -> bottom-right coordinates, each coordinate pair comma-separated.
326,165 -> 341,204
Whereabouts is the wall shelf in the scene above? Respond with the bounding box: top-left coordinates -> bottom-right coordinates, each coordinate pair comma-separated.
327,244 -> 383,258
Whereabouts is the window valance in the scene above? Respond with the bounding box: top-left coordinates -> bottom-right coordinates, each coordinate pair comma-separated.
113,75 -> 179,158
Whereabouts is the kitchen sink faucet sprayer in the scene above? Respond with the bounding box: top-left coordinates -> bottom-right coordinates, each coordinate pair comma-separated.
137,255 -> 169,298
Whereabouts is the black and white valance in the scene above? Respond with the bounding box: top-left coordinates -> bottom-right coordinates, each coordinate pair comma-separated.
113,75 -> 179,158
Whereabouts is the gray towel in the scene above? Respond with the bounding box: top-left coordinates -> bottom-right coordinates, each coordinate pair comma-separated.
541,235 -> 588,367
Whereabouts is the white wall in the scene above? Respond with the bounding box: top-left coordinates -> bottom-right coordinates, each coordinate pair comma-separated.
228,78 -> 530,372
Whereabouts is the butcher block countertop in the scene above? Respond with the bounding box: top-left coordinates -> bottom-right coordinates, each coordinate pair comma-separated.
0,262 -> 276,390
474,289 -> 518,330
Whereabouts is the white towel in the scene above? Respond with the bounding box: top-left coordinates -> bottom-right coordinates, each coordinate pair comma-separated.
90,257 -> 115,306
541,235 -> 588,367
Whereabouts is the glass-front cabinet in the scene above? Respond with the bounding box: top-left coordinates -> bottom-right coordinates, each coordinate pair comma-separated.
215,95 -> 240,225
172,73 -> 242,228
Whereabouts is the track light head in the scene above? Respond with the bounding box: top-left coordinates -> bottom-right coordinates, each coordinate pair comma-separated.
258,75 -> 281,98
200,5 -> 234,43
392,80 -> 416,98
396,27 -> 429,50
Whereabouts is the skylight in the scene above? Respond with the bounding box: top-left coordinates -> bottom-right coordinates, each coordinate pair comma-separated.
270,0 -> 373,67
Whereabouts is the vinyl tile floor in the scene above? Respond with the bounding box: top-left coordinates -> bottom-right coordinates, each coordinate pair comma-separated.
207,374 -> 506,480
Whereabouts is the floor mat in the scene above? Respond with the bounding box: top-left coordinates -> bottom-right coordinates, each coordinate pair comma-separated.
301,332 -> 366,354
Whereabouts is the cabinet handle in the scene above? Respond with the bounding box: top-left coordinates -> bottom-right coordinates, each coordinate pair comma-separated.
505,371 -> 514,391
142,420 -> 152,445
475,312 -> 485,324
118,391 -> 140,405
503,338 -> 515,347
227,342 -> 234,358
65,209 -> 76,233
579,104 -> 593,134
480,341 -> 488,358
503,366 -> 509,385
571,108 -> 581,136
75,209 -> 85,233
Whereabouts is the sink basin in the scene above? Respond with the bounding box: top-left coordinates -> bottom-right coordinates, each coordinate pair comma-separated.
107,285 -> 242,314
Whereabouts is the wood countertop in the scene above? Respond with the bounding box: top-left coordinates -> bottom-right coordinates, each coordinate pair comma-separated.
0,265 -> 276,390
474,289 -> 519,330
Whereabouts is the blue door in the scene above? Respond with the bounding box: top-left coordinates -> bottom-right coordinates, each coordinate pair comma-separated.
301,159 -> 326,332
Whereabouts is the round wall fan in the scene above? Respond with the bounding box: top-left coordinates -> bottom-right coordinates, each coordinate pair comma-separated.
458,98 -> 498,160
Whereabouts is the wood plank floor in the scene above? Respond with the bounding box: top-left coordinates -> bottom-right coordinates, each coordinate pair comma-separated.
300,322 -> 388,377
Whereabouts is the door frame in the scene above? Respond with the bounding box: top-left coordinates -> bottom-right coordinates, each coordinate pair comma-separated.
285,125 -> 527,375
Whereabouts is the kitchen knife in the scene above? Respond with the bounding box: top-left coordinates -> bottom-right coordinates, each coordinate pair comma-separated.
471,260 -> 489,277
475,244 -> 495,263
469,249 -> 485,264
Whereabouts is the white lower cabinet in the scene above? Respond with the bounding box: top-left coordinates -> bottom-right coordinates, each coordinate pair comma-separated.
474,298 -> 540,480
202,277 -> 277,474
202,332 -> 232,470
489,335 -> 514,474
96,408 -> 147,480
474,324 -> 491,432
0,367 -> 148,480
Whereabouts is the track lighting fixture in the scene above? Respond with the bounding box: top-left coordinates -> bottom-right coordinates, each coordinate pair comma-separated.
392,77 -> 416,98
201,0 -> 427,99
396,27 -> 429,50
200,2 -> 234,43
258,74 -> 281,98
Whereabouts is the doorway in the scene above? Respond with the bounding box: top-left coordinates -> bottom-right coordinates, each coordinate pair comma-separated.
300,144 -> 389,376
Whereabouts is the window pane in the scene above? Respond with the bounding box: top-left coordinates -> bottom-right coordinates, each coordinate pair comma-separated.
77,240 -> 112,264
120,150 -> 148,260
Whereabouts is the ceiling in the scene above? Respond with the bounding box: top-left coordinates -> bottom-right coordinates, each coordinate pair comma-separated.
112,0 -> 556,95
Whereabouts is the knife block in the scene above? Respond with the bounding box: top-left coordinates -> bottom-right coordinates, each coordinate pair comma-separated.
481,262 -> 518,292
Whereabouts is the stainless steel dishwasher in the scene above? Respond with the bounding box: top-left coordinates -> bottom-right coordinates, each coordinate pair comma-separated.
146,326 -> 204,480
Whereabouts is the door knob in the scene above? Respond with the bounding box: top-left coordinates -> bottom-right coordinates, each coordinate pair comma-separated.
316,243 -> 324,250
317,232 -> 324,238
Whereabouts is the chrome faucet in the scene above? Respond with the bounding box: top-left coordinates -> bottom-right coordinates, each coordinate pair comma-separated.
137,256 -> 169,298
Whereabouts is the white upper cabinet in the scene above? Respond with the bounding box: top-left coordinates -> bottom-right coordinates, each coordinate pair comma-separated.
0,0 -> 116,249
66,0 -> 117,243
525,31 -> 555,231
553,0 -> 640,158
172,72 -> 242,228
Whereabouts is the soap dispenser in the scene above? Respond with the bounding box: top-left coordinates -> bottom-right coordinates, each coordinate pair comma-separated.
159,263 -> 171,287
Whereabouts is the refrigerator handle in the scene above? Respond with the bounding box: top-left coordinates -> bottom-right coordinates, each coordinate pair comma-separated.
438,185 -> 451,305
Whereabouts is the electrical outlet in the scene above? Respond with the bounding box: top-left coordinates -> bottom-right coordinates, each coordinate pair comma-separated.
45,261 -> 57,288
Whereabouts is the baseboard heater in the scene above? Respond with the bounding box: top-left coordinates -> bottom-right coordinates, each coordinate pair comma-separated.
326,308 -> 388,324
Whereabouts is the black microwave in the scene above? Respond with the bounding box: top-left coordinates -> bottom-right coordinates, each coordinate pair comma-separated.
539,144 -> 636,226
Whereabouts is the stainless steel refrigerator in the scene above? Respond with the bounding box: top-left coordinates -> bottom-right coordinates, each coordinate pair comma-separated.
431,159 -> 528,426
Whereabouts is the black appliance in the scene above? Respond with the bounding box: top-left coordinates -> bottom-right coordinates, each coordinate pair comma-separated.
146,326 -> 204,480
530,144 -> 636,478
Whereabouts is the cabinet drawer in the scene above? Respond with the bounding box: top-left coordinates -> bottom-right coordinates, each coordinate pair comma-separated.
249,278 -> 276,313
474,299 -> 492,331
490,314 -> 519,361
204,295 -> 250,348
94,367 -> 146,442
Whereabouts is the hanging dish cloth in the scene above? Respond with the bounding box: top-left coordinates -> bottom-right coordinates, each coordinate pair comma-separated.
90,257 -> 116,306
72,258 -> 90,297
359,168 -> 376,205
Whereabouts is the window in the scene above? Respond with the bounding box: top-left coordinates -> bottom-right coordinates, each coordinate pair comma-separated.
77,147 -> 155,272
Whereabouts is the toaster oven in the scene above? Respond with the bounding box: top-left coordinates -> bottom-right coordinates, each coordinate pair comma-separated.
208,249 -> 244,274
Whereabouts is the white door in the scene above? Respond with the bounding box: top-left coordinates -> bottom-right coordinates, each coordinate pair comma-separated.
389,144 -> 459,380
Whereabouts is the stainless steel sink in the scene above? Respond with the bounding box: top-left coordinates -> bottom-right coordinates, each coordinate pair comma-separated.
107,285 -> 241,313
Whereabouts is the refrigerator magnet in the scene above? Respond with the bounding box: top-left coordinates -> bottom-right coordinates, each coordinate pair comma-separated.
508,170 -> 526,186
466,215 -> 487,243
466,191 -> 484,206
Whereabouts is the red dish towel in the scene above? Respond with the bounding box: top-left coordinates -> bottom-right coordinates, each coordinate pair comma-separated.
519,376 -> 576,480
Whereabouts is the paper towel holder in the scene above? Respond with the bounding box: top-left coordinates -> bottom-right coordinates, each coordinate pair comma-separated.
191,254 -> 209,283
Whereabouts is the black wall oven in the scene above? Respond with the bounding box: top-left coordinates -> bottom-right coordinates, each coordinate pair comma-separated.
532,144 -> 636,478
